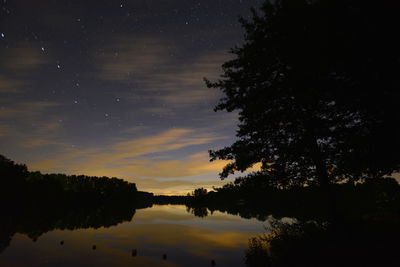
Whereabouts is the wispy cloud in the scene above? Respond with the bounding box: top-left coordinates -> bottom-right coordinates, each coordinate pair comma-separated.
0,45 -> 48,72
83,152 -> 230,179
95,34 -> 230,107
0,75 -> 27,94
113,128 -> 220,157
96,36 -> 170,81
131,51 -> 230,107
0,124 -> 13,137
0,101 -> 64,148
0,101 -> 60,119
29,128 -> 230,180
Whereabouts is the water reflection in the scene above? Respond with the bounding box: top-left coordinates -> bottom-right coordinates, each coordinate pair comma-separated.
1,205 -> 269,266
187,206 -> 209,218
0,200 -> 148,255
244,218 -> 400,267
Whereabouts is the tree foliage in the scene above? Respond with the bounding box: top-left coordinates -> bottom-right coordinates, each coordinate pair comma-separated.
0,154 -> 138,204
192,187 -> 208,198
206,0 -> 400,187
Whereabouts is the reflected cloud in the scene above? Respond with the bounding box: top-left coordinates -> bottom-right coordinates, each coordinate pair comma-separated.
2,205 -> 265,266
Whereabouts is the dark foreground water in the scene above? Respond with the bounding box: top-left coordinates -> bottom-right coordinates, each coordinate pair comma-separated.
0,205 -> 285,267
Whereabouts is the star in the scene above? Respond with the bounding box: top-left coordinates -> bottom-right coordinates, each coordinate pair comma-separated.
0,0 -> 269,196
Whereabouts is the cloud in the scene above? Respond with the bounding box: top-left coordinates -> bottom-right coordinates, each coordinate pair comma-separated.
29,152 -> 231,195
0,76 -> 27,94
0,45 -> 48,72
0,101 -> 60,119
120,125 -> 150,134
20,136 -> 63,148
88,152 -> 230,179
112,128 -> 221,157
0,101 -> 64,148
131,51 -> 231,107
0,44 -> 55,147
28,128 -> 231,193
29,128 -> 225,167
0,124 -> 13,137
95,34 -> 230,107
96,36 -> 170,81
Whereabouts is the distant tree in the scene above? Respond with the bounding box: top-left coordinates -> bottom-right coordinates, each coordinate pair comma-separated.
0,155 -> 28,180
206,0 -> 400,188
192,187 -> 208,198
0,155 -> 28,191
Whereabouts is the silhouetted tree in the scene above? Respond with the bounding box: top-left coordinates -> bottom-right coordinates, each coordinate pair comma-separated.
0,155 -> 28,182
0,155 -> 151,254
0,155 -> 28,203
192,187 -> 208,198
206,0 -> 400,187
0,154 -> 140,206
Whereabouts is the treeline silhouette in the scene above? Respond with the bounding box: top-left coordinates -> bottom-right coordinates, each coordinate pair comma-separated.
185,174 -> 399,266
156,173 -> 400,222
0,154 -> 153,254
179,176 -> 400,266
208,174 -> 400,220
0,155 -> 143,207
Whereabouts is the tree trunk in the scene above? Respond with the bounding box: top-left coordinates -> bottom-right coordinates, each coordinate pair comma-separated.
309,136 -> 330,188
308,135 -> 342,229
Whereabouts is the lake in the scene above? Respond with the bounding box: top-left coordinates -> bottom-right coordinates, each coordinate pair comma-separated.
0,205 -> 283,267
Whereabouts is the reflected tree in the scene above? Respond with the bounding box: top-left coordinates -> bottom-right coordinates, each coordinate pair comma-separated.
245,236 -> 271,267
245,218 -> 400,267
184,178 -> 400,222
187,206 -> 209,218
0,155 -> 153,254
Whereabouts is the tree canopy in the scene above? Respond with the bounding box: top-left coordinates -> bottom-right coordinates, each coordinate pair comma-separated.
206,0 -> 400,187
0,154 -> 138,204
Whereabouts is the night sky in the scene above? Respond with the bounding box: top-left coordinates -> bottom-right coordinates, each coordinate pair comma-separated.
0,0 -> 263,194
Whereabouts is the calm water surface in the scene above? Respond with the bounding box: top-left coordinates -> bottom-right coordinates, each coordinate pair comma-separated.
0,205 -> 280,267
